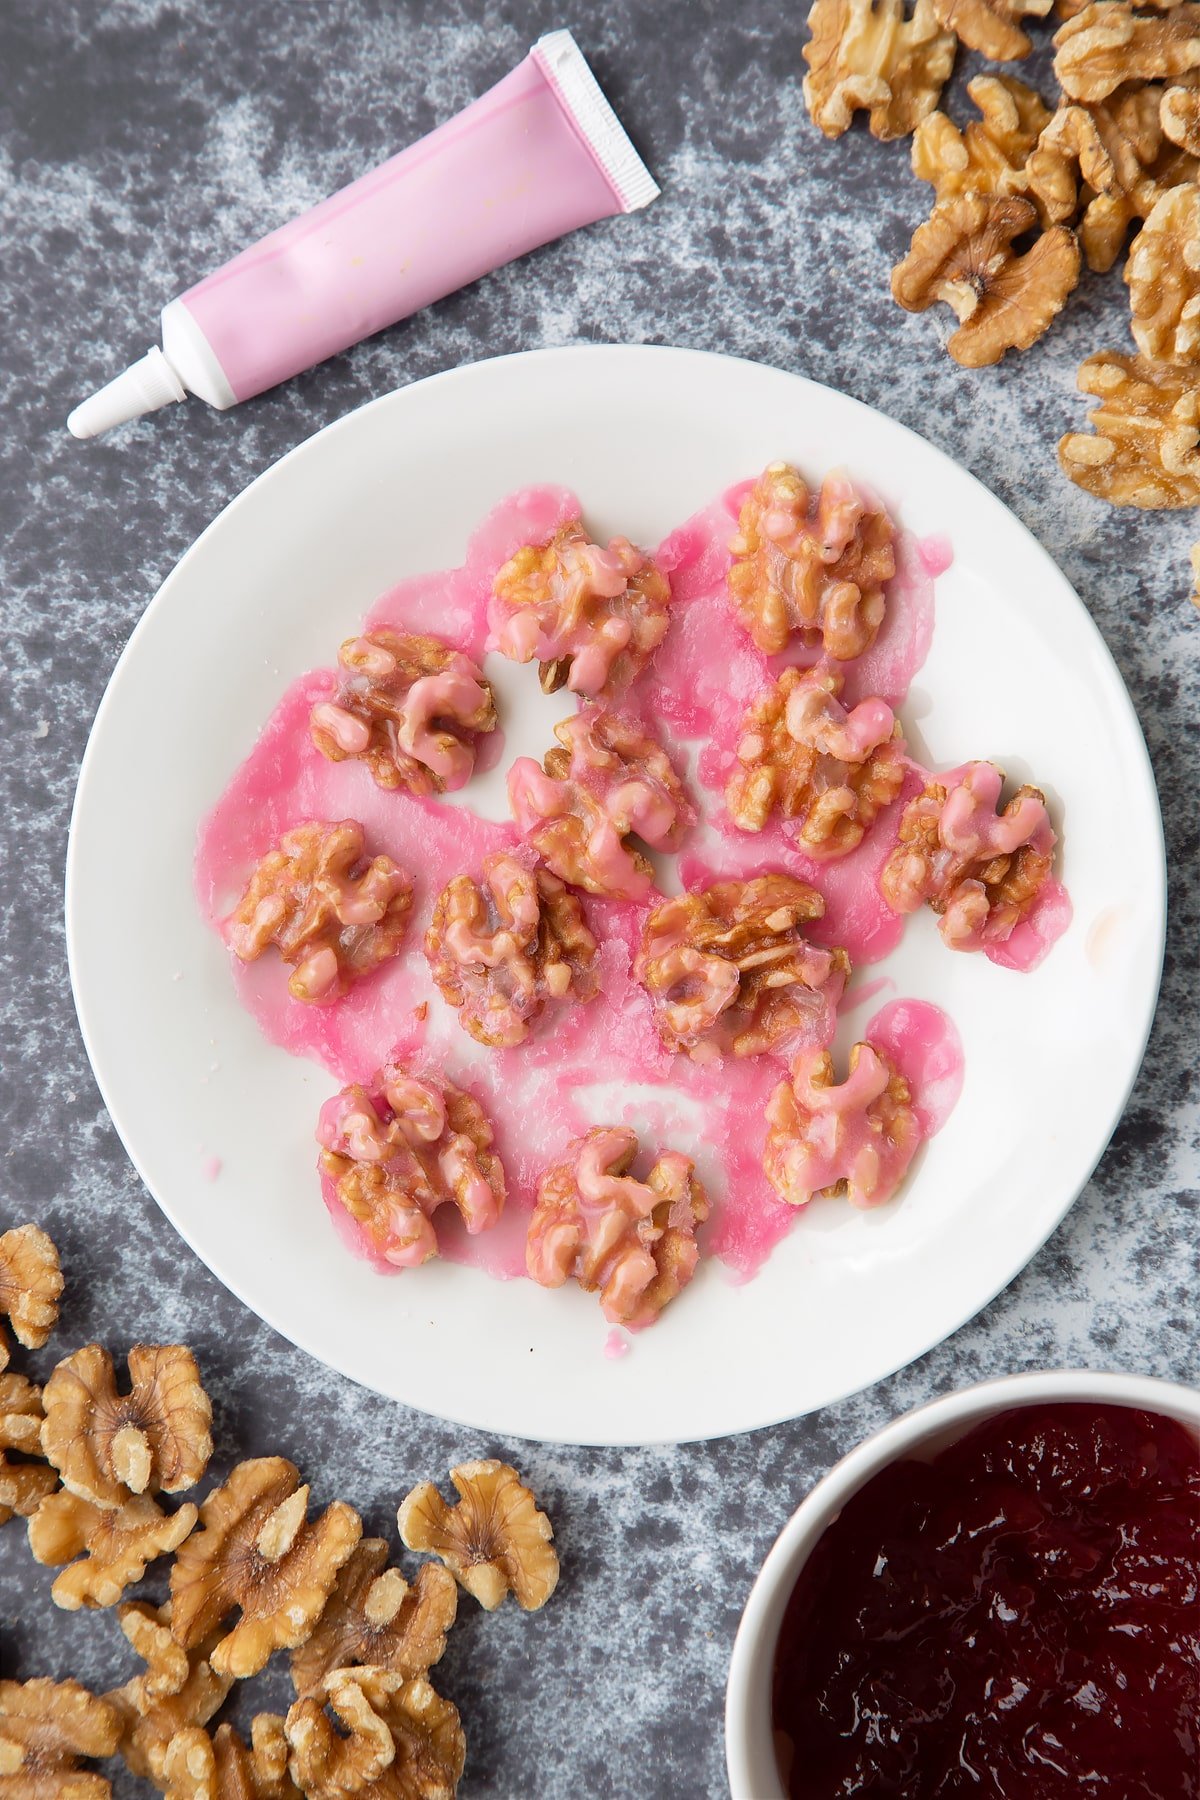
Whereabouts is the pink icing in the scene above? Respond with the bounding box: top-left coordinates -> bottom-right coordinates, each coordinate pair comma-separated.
201,1155 -> 222,1182
604,1329 -> 631,1360
193,477 -> 1036,1297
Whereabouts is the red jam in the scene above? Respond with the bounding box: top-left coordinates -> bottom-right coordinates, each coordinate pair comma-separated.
773,1404 -> 1200,1797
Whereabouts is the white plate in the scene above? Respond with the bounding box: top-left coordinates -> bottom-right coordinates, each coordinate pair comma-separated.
66,346 -> 1165,1446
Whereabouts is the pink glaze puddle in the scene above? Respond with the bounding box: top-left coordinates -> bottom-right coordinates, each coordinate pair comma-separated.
604,1328 -> 631,1360
201,1155 -> 222,1182
193,477 -> 1053,1298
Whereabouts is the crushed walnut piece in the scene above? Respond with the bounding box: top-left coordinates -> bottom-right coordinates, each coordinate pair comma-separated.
105,1602 -> 232,1786
1162,82 -> 1200,158
764,1043 -> 923,1209
803,0 -> 956,141
508,708 -> 693,900
317,1064 -> 506,1268
425,853 -> 597,1048
228,821 -> 413,1004
40,1343 -> 211,1510
913,75 -> 1051,203
526,1127 -> 710,1329
490,520 -> 670,697
398,1460 -> 558,1612
169,1458 -> 362,1680
310,631 -> 497,797
1059,349 -> 1200,505
1126,181 -> 1200,363
291,1541 -> 458,1700
930,0 -> 1052,60
285,1667 -> 465,1800
728,463 -> 896,660
0,1374 -> 56,1527
0,1678 -> 121,1800
636,875 -> 849,1063
726,669 -> 906,852
892,194 -> 1080,365
163,1719 -> 296,1800
0,1224 -> 62,1371
881,761 -> 1055,949
28,1488 -> 197,1611
1054,3 -> 1200,104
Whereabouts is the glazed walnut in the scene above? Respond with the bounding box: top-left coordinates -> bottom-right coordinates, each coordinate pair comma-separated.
40,1344 -> 212,1510
28,1489 -> 198,1611
892,194 -> 1080,366
508,708 -> 693,900
929,0 -> 1052,59
0,1224 -> 62,1371
317,1064 -> 506,1268
913,75 -> 1052,204
1058,349 -> 1200,506
727,463 -> 896,660
1054,3 -> 1200,104
163,1719 -> 297,1800
525,1127 -> 710,1329
803,0 -> 956,141
310,631 -> 496,796
0,1374 -> 56,1527
1126,182 -> 1200,363
398,1460 -> 558,1612
764,1044 -> 923,1209
106,1603 -> 232,1786
635,875 -> 849,1062
228,821 -> 413,1004
285,1668 -> 465,1800
291,1541 -> 458,1700
490,520 -> 671,697
0,1679 -> 121,1800
726,669 -> 906,853
881,761 -> 1055,950
169,1457 -> 362,1680
425,853 -> 597,1048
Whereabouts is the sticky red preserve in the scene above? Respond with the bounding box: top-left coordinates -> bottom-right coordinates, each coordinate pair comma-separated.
773,1403 -> 1200,1797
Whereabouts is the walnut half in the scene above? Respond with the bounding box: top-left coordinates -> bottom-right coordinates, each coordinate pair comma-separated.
912,75 -> 1052,205
803,0 -> 956,141
29,1489 -> 198,1611
0,1373 -> 57,1526
764,1043 -> 923,1208
929,0 -> 1052,61
398,1460 -> 558,1612
892,194 -> 1080,366
1053,3 -> 1200,104
285,1667 -> 465,1800
636,876 -> 849,1063
290,1540 -> 458,1700
1059,349 -> 1200,506
317,1063 -> 506,1268
105,1601 -> 232,1785
0,1224 -> 62,1371
1125,181 -> 1200,364
0,1678 -> 122,1800
40,1343 -> 211,1510
526,1126 -> 710,1328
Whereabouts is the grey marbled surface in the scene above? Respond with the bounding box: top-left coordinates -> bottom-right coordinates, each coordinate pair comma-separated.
0,2 -> 1197,1794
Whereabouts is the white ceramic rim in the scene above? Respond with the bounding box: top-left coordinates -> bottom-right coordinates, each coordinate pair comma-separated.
65,345 -> 1167,1445
724,1368 -> 1200,1798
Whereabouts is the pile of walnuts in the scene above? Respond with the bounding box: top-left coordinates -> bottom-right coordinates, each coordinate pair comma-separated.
803,0 -> 1200,596
0,1224 -> 559,1799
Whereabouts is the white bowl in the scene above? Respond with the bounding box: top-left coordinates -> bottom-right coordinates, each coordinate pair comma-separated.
725,1369 -> 1200,1799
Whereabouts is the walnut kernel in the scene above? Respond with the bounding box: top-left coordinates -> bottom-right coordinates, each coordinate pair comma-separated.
930,0 -> 1052,60
1126,181 -> 1200,363
490,520 -> 670,697
1162,82 -> 1200,158
508,708 -> 692,900
764,1044 -> 923,1208
398,1460 -> 558,1612
1059,349 -> 1200,506
726,669 -> 905,852
0,1679 -> 121,1800
892,193 -> 1080,365
803,0 -> 956,141
0,1225 -> 62,1369
28,1488 -> 197,1611
0,1374 -> 56,1527
228,821 -> 413,1004
105,1602 -> 232,1785
526,1127 -> 710,1328
162,1719 -> 297,1800
1054,3 -> 1200,104
727,463 -> 896,659
636,876 -> 849,1063
425,853 -> 597,1048
285,1668 -> 465,1800
291,1540 -> 458,1700
912,75 -> 1051,203
40,1343 -> 211,1510
169,1458 -> 362,1680
310,631 -> 496,796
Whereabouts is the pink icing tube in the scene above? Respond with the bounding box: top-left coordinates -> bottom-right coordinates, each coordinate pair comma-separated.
67,30 -> 658,439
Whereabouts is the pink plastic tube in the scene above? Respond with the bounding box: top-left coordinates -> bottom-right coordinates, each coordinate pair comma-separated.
68,30 -> 658,439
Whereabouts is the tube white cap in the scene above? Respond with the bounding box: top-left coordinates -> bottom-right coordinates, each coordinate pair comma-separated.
67,346 -> 188,440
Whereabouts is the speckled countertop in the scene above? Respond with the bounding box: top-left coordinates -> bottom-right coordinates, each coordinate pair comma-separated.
0,3 -> 1196,1794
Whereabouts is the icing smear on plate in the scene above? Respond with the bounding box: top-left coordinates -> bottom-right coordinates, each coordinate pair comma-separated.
195,480 -> 1065,1292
